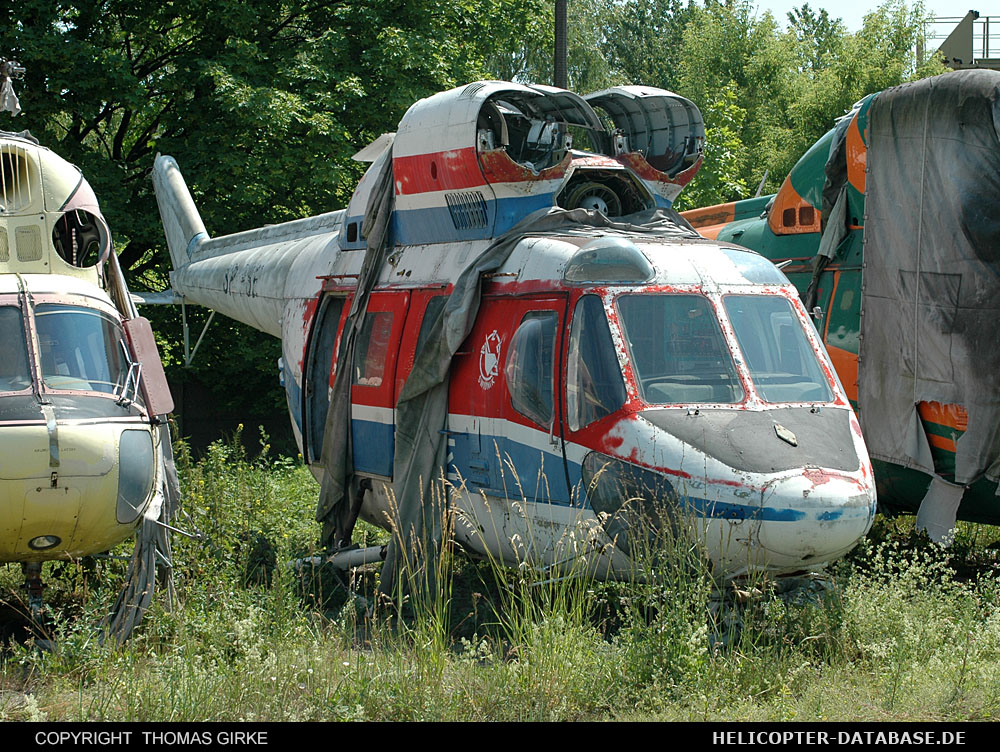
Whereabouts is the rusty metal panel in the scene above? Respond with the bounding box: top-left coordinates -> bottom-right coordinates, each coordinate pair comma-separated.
124,316 -> 174,417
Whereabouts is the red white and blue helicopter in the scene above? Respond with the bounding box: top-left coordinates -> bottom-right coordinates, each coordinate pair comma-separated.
152,81 -> 876,584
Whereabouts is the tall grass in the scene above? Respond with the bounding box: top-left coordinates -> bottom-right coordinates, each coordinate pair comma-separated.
2,433 -> 999,721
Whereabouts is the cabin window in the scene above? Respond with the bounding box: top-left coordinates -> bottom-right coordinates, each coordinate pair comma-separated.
567,295 -> 626,430
0,306 -> 31,392
723,296 -> 834,403
617,294 -> 744,404
506,311 -> 557,427
581,452 -> 676,554
346,222 -> 358,243
34,304 -> 128,394
354,311 -> 394,387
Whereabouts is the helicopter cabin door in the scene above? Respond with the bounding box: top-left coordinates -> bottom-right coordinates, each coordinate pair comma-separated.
350,291 -> 410,478
449,294 -> 571,506
303,294 -> 348,465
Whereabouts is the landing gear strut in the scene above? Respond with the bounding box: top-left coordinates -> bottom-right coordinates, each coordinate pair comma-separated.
22,562 -> 46,622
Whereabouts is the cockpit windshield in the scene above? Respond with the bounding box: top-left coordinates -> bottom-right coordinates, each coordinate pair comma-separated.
34,304 -> 128,394
616,292 -> 836,406
723,295 -> 833,403
0,306 -> 31,392
617,294 -> 745,404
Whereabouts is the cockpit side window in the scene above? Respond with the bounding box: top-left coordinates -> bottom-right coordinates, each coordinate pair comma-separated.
0,306 -> 31,392
723,295 -> 834,403
617,294 -> 744,404
52,210 -> 106,267
567,295 -> 626,430
506,311 -> 558,427
34,304 -> 127,394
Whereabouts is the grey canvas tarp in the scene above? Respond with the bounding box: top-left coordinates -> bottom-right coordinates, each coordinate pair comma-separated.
860,69 -> 1000,487
316,146 -> 396,550
313,155 -> 699,596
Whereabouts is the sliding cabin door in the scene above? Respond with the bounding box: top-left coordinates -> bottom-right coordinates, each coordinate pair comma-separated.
303,294 -> 347,465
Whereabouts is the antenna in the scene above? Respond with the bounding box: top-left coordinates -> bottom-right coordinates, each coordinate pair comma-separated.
754,169 -> 770,198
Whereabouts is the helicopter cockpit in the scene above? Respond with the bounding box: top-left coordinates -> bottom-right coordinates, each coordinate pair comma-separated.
0,290 -> 144,408
557,237 -> 842,419
36,302 -> 136,398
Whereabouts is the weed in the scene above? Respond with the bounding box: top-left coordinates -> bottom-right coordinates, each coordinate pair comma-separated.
3,432 -> 999,721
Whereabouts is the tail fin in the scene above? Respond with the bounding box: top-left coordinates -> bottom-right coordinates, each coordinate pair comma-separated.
152,155 -> 208,270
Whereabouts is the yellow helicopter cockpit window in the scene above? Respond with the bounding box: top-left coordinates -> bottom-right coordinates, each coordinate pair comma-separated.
34,304 -> 132,397
0,306 -> 31,393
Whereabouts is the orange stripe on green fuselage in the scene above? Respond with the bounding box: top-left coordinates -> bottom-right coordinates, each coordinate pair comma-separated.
825,344 -> 858,403
682,202 -> 735,229
917,401 -> 968,478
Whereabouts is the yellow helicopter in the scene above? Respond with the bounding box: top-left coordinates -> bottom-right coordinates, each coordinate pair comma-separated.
1,59 -> 178,640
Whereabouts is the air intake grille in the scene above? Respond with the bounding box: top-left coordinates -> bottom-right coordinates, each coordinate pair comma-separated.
0,228 -> 8,262
16,225 -> 42,262
445,191 -> 488,230
0,143 -> 35,213
460,83 -> 487,99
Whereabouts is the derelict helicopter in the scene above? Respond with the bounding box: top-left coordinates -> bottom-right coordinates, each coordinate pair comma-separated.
0,59 -> 177,638
153,80 -> 876,587
682,69 -> 1000,544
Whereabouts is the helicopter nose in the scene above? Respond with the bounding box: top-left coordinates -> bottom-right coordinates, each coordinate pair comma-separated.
757,472 -> 876,568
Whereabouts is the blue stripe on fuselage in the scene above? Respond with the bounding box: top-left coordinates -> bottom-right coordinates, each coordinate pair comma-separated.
351,418 -> 394,477
347,190 -> 672,249
350,417 -> 859,523
392,193 -> 558,245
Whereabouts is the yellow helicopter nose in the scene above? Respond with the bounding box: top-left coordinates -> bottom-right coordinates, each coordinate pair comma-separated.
0,422 -> 155,562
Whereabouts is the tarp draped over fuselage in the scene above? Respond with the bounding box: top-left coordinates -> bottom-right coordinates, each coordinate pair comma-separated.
314,158 -> 700,595
860,70 -> 1000,487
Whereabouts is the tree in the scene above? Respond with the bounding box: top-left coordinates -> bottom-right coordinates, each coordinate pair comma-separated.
484,0 -> 624,92
672,81 -> 749,211
670,0 -> 943,204
786,3 -> 847,73
602,0 -> 696,89
2,0 -> 545,430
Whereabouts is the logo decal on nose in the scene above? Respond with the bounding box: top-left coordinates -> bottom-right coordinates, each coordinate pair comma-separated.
479,330 -> 502,389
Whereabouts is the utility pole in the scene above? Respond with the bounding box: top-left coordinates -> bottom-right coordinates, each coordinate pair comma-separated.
554,0 -> 568,89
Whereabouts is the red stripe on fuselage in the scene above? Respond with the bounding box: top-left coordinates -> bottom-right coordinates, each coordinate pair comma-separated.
394,148 -> 486,195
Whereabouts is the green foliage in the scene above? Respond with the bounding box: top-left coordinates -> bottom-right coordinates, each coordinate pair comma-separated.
601,0 -> 696,89
672,81 -> 749,210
